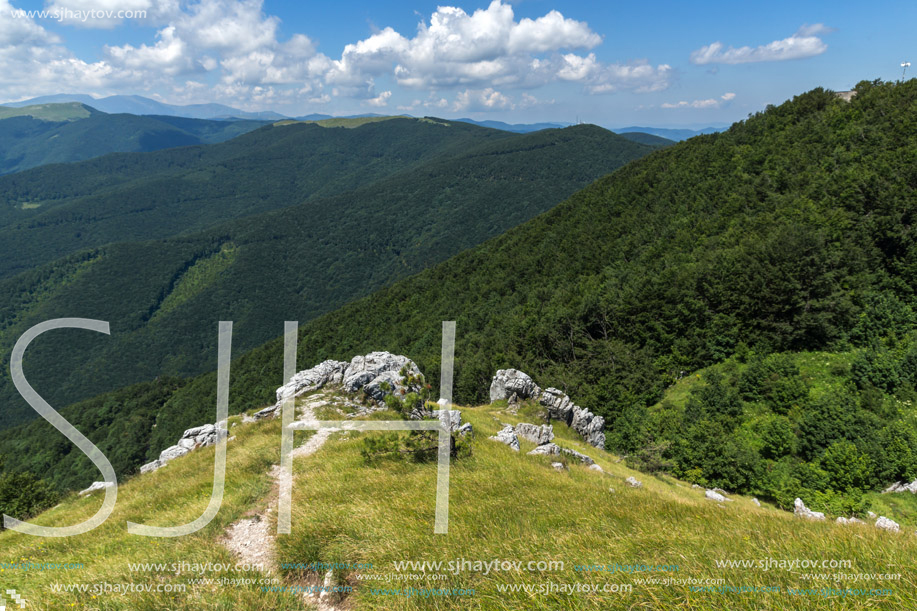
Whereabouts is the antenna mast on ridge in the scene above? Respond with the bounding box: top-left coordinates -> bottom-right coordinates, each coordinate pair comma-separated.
902,61 -> 911,80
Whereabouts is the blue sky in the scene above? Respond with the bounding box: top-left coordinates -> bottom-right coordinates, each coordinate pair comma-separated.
2,0 -> 914,126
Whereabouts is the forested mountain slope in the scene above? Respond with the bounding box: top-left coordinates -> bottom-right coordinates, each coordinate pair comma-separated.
0,124 -> 657,431
0,118 -> 525,278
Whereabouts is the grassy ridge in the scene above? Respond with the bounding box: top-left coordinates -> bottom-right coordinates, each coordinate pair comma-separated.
1,397 -> 915,609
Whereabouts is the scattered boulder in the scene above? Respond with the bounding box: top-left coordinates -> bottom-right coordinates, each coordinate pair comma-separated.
705,490 -> 731,503
876,516 -> 900,532
836,517 -> 865,525
691,484 -> 703,490
528,443 -> 561,457
515,423 -> 554,445
589,463 -> 604,473
551,462 -> 566,472
456,422 -> 473,437
868,511 -> 877,519
625,476 -> 642,488
526,442 -> 594,465
490,369 -> 540,402
79,481 -> 114,496
490,426 -> 520,451
751,498 -> 761,507
794,498 -> 825,521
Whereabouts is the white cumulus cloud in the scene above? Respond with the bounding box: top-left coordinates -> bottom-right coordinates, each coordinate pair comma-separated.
661,92 -> 736,109
690,24 -> 832,65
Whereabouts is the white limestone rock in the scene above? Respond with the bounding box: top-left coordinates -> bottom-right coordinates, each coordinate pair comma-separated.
794,498 -> 825,521
489,369 -> 541,403
705,490 -> 731,503
490,425 -> 520,451
515,423 -> 554,445
876,516 -> 901,532
79,481 -> 114,496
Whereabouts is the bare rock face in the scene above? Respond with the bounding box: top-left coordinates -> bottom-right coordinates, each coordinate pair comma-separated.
794,498 -> 825,521
515,423 -> 554,445
490,369 -> 541,403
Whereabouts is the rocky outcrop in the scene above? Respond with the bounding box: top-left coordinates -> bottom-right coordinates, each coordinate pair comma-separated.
875,516 -> 900,532
526,442 -> 594,465
515,423 -> 554,445
140,422 -> 229,474
793,498 -> 825,521
490,369 -> 540,402
538,388 -> 605,449
257,352 -> 424,421
490,426 -> 520,451
488,370 -> 605,449
883,479 -> 917,494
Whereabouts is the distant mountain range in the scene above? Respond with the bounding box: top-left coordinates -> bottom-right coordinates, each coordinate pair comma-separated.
614,125 -> 726,141
3,93 -> 722,141
4,93 -> 286,121
453,118 -> 569,132
0,102 -> 269,175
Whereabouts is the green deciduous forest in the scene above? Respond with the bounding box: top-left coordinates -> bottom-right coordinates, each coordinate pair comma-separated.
0,122 -> 657,430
